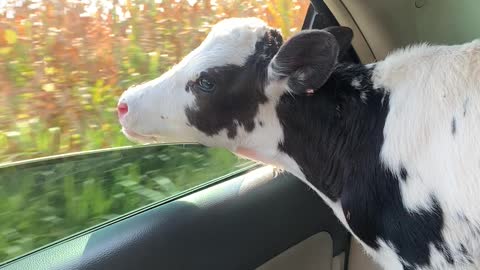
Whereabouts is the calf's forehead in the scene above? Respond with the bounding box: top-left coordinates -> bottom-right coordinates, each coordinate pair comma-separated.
176,18 -> 270,73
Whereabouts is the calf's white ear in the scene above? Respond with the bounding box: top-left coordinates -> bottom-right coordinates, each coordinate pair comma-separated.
269,26 -> 353,95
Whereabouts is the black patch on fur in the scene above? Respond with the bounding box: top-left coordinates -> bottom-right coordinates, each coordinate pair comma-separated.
463,98 -> 469,117
277,63 -> 449,268
259,121 -> 264,127
457,213 -> 470,224
435,242 -> 454,264
400,166 -> 408,182
185,30 -> 282,138
451,117 -> 457,136
277,63 -> 379,199
459,244 -> 474,264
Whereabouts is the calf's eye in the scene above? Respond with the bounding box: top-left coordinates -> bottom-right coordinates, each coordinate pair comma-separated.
196,77 -> 215,92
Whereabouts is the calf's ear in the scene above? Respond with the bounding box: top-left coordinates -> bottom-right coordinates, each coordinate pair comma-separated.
323,26 -> 353,57
269,26 -> 353,95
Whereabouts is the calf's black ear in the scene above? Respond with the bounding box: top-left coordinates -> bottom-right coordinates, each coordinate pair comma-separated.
269,26 -> 353,95
323,26 -> 353,57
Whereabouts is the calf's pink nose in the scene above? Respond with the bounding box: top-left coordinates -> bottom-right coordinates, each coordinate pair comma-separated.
117,102 -> 128,118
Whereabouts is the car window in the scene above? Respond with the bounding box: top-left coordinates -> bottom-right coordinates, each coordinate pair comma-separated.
0,0 -> 308,264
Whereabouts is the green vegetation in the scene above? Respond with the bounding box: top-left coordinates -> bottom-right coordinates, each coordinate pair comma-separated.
0,0 -> 308,263
0,144 -> 253,262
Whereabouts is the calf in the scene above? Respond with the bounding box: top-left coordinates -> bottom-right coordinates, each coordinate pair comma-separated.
117,18 -> 480,270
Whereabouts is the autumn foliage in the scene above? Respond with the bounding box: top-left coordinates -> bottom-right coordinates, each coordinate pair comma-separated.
0,0 -> 309,163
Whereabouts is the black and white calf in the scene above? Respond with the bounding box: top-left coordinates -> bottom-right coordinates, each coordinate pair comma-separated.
118,18 -> 480,270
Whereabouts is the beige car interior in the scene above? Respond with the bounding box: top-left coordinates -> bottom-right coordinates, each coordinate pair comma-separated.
258,0 -> 480,269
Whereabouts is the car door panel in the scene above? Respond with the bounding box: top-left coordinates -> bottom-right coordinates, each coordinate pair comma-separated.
2,167 -> 350,270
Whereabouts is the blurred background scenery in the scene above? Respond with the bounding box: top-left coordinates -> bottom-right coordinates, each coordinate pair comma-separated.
0,0 -> 308,263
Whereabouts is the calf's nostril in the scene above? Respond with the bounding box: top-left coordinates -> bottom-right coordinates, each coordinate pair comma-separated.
117,102 -> 129,118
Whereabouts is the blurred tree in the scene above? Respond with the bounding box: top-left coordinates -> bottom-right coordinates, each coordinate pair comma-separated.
0,0 -> 308,163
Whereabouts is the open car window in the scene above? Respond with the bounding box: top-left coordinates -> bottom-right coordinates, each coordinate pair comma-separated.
0,144 -> 255,264
0,0 -> 308,264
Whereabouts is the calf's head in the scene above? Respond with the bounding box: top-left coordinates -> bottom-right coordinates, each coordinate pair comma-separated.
118,18 -> 352,163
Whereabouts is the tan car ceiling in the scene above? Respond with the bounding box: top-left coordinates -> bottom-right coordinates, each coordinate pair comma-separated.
325,0 -> 480,62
